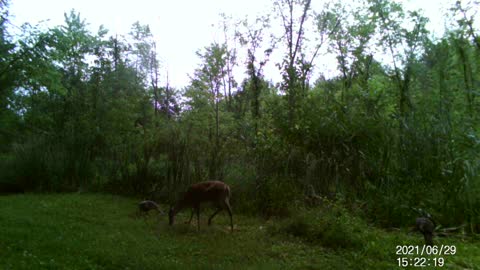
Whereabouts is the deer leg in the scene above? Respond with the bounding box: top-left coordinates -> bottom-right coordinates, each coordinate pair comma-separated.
208,208 -> 222,225
186,208 -> 194,224
225,199 -> 233,232
196,206 -> 200,231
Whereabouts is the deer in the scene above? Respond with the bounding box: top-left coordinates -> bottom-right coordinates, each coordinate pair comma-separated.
168,181 -> 233,232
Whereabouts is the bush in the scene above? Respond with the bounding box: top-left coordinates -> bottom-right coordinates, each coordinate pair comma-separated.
2,137 -> 95,192
255,177 -> 301,217
269,203 -> 365,249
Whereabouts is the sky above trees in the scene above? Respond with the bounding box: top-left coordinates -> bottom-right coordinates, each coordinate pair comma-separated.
9,0 -> 462,88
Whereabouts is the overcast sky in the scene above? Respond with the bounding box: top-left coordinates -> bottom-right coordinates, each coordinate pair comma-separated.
9,0 -> 457,88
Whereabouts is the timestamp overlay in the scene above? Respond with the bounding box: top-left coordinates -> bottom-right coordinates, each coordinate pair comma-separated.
395,245 -> 457,268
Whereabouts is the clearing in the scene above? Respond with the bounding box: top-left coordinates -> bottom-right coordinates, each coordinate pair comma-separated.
0,194 -> 478,269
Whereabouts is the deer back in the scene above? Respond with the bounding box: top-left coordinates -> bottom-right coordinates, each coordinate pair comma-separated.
181,181 -> 230,206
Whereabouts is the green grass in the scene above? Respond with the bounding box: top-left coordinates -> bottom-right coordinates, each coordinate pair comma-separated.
0,193 -> 478,269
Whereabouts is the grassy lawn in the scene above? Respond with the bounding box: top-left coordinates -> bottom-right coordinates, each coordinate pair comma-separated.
0,193 -> 478,269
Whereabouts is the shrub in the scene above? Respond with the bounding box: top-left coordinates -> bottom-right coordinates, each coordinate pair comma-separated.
3,137 -> 95,192
269,203 -> 365,250
255,177 -> 301,217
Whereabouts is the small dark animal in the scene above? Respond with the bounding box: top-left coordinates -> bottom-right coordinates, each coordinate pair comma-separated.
137,200 -> 163,218
169,181 -> 233,232
416,217 -> 435,246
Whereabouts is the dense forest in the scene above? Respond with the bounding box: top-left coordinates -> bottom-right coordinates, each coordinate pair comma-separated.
0,0 -> 479,233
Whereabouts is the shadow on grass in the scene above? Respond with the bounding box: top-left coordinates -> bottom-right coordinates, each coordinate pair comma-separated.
156,221 -> 239,236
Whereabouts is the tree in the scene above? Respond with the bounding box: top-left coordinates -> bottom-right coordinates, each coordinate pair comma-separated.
189,43 -> 229,179
320,0 -> 376,103
448,1 -> 479,115
237,14 -> 272,138
218,13 -> 240,110
369,0 -> 428,120
0,0 -> 18,151
274,0 -> 312,126
129,22 -> 162,117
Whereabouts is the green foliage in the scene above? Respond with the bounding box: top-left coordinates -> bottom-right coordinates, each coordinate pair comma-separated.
4,136 -> 96,191
269,203 -> 365,250
255,177 -> 301,217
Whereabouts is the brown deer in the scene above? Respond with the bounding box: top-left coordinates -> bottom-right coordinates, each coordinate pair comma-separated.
168,181 -> 233,232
